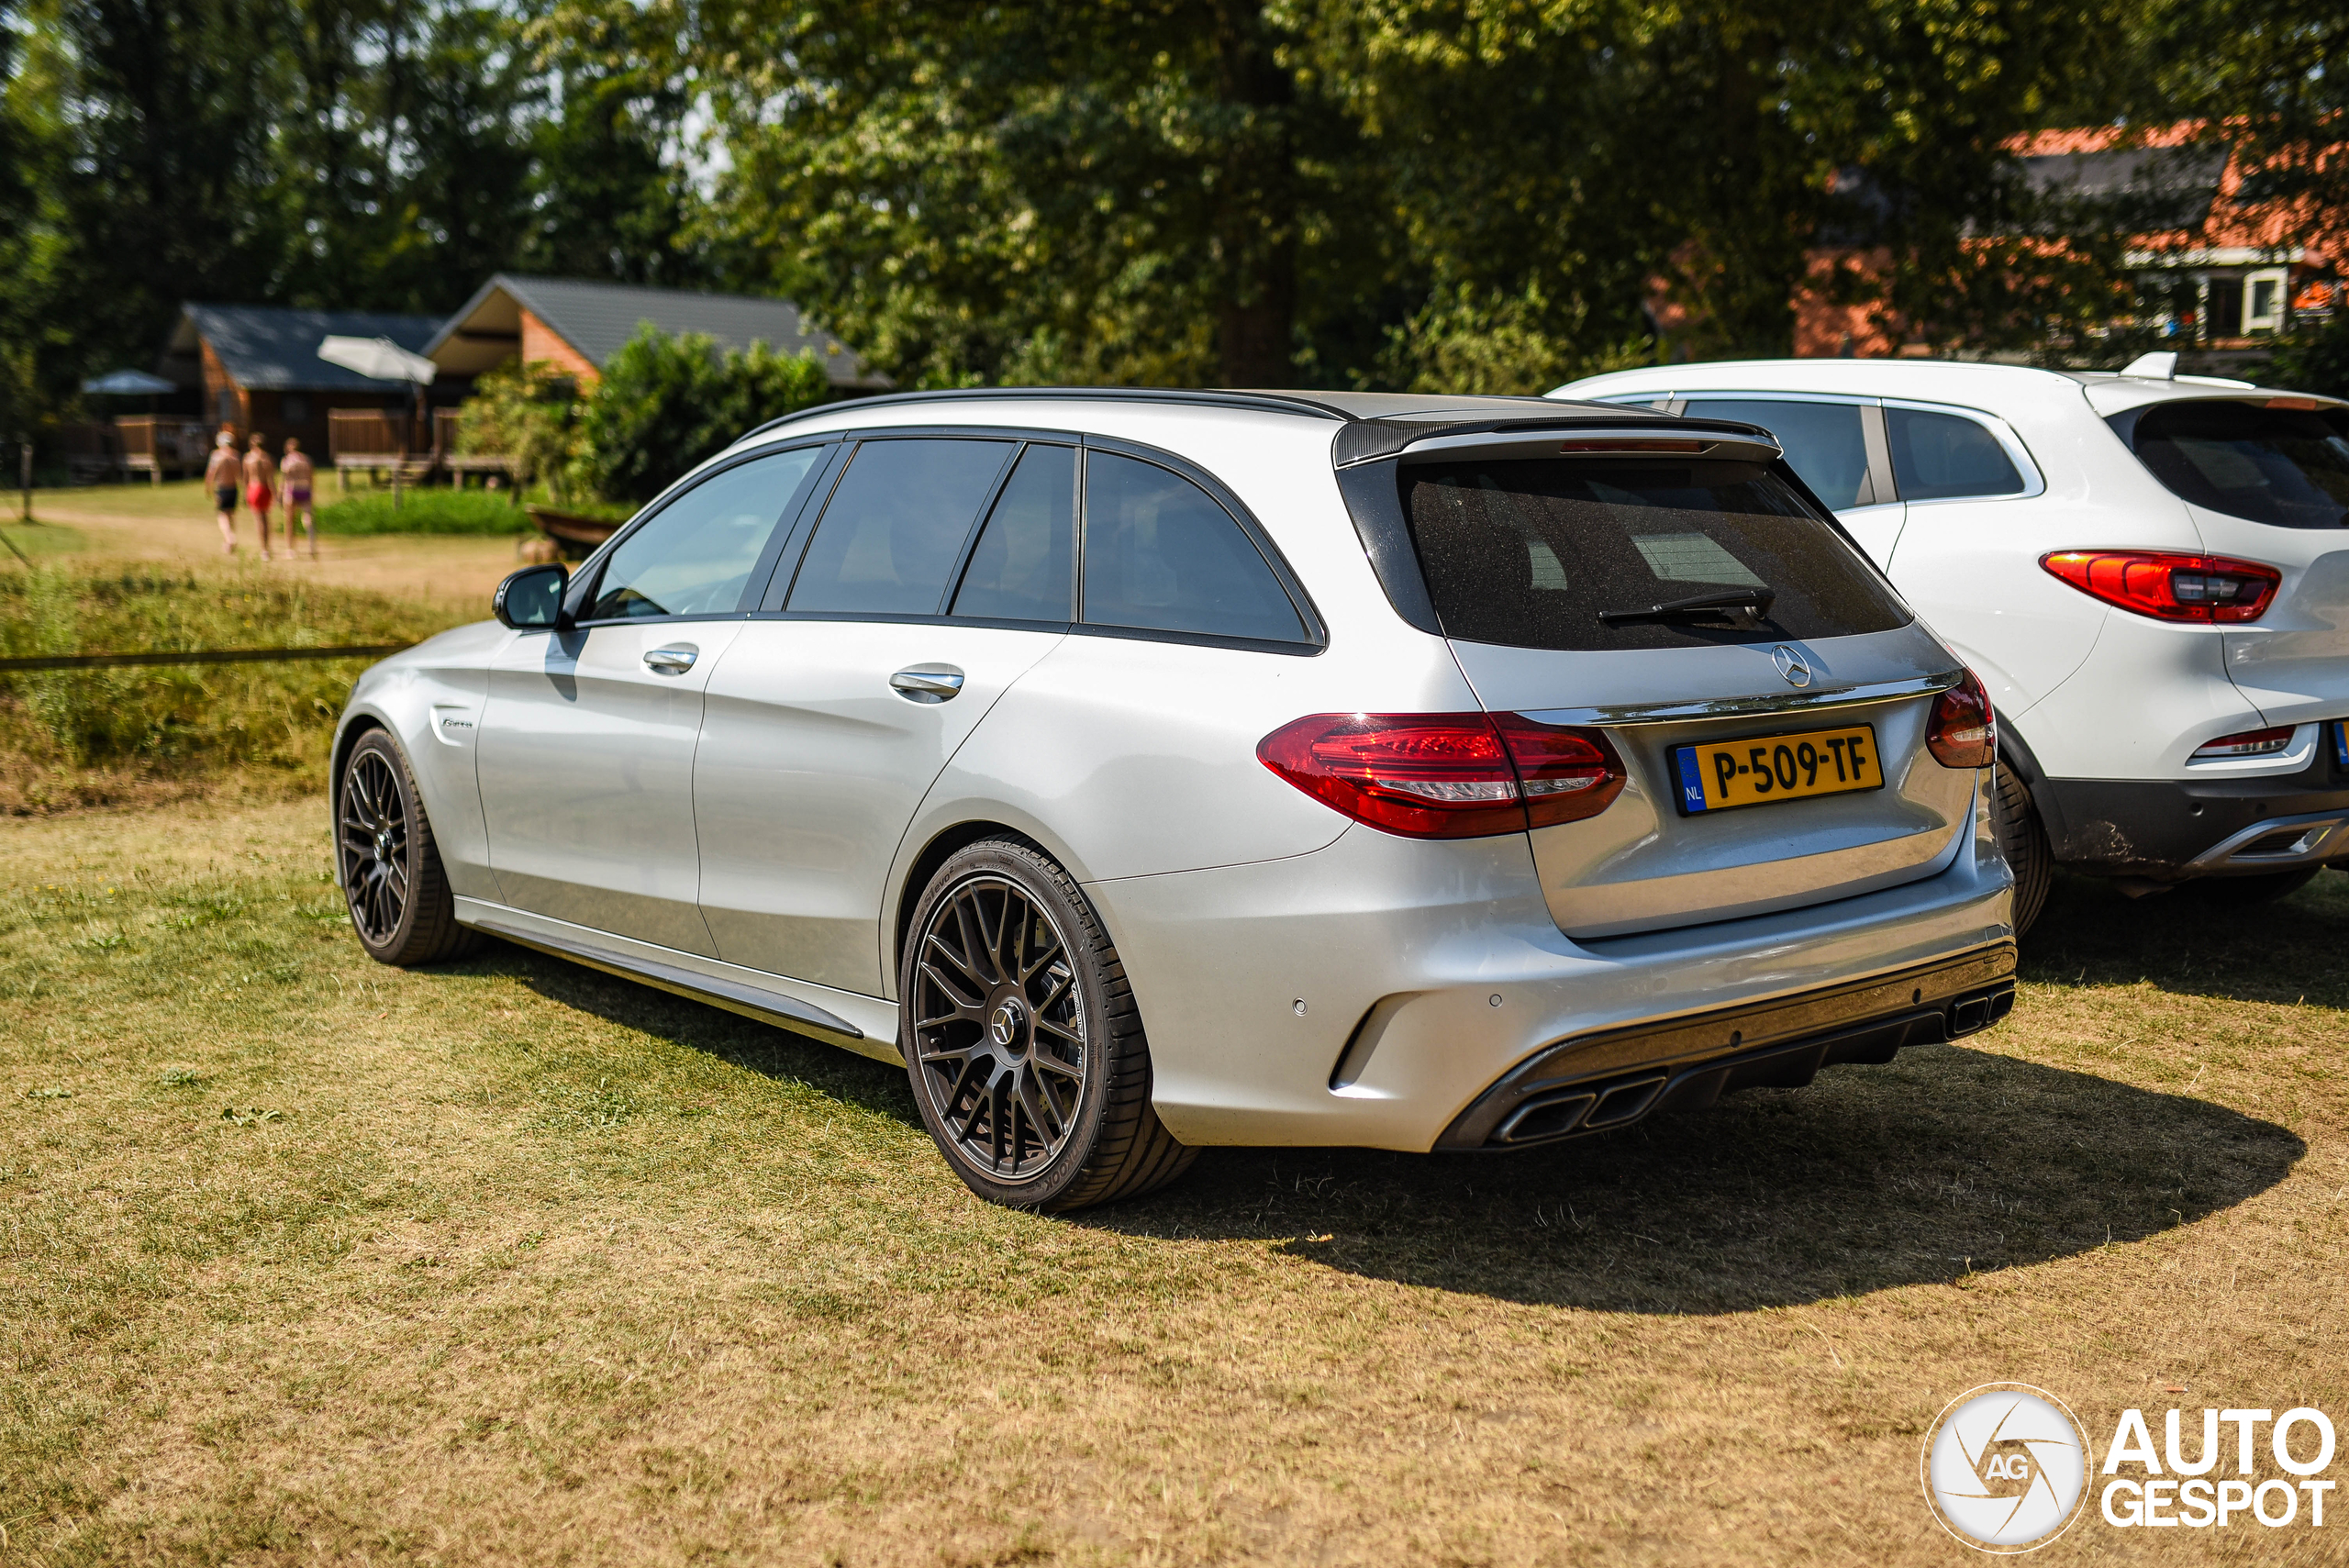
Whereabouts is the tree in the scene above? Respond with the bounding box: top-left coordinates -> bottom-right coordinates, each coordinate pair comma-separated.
573,325 -> 830,502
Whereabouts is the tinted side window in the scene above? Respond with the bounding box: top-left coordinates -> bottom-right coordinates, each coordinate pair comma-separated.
587,448 -> 821,620
1887,408 -> 2023,500
952,443 -> 1074,621
1682,399 -> 1872,510
1403,457 -> 1909,652
786,439 -> 1014,615
1081,452 -> 1306,642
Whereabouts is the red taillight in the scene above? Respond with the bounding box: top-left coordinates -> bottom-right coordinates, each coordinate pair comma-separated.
1256,712 -> 1626,839
2192,725 -> 2295,759
2040,550 -> 2280,623
1926,672 -> 1996,769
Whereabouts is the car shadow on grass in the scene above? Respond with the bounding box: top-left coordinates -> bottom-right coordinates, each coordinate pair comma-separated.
1085,1046 -> 2302,1314
477,940 -> 925,1126
2026,866 -> 2349,1007
470,940 -> 2303,1318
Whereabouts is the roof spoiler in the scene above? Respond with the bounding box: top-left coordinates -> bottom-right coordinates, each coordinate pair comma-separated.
1333,417 -> 1782,468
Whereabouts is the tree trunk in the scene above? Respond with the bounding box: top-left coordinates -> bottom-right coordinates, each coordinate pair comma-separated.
1211,0 -> 1296,387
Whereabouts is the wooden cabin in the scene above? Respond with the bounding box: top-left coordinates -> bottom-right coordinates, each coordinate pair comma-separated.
162,305 -> 460,456
424,274 -> 891,394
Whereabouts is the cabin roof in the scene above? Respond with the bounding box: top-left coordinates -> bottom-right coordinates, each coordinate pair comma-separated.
171,305 -> 446,391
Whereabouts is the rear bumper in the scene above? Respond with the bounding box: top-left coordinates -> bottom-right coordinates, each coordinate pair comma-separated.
1435,946 -> 2015,1150
2041,768 -> 2349,880
1089,774 -> 2012,1152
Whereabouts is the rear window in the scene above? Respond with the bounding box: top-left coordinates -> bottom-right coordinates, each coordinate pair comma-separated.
2116,400 -> 2349,528
1402,457 -> 1910,651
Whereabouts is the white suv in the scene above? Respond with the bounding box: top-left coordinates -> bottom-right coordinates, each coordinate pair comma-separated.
1557,357 -> 2349,929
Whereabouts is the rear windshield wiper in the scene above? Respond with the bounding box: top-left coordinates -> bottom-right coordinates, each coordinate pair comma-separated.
1597,587 -> 1776,628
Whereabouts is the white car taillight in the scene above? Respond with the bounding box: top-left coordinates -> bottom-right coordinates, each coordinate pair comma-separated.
2190,726 -> 2295,760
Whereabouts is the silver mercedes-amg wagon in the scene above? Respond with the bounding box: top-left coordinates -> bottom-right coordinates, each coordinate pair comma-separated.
333,388 -> 2017,1209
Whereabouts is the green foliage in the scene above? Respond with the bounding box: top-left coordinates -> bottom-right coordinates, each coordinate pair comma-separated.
313,488 -> 532,537
1,0 -> 709,459
456,359 -> 584,499
1377,284 -> 1653,396
573,326 -> 831,504
2266,313 -> 2349,400
0,565 -> 462,796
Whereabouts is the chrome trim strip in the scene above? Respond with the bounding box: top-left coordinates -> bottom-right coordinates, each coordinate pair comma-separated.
1522,669 -> 1965,728
468,917 -> 866,1040
2186,810 -> 2349,871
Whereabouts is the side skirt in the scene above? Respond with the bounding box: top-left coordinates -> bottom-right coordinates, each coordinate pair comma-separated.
456,899 -> 902,1064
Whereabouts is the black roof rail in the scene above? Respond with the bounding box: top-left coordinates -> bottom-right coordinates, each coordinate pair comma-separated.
740,385 -> 1355,443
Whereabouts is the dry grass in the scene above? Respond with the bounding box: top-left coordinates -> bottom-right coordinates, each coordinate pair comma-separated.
21,484 -> 527,610
0,564 -> 467,815
2,797 -> 2344,1565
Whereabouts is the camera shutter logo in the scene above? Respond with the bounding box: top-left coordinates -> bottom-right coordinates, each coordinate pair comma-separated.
1921,1384 -> 2091,1552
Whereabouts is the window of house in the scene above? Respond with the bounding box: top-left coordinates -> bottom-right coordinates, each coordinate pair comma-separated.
2245,270 -> 2288,335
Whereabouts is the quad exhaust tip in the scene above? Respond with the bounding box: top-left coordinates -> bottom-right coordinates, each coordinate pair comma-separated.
1449,981 -> 2017,1151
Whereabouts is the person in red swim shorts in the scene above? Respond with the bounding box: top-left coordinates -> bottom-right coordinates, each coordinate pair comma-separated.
242,431 -> 279,560
280,436 -> 317,559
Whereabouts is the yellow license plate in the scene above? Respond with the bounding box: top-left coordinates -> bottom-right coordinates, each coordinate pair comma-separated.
1671,724 -> 1884,814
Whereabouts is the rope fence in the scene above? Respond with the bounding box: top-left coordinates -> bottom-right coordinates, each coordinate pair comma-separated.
0,645 -> 414,673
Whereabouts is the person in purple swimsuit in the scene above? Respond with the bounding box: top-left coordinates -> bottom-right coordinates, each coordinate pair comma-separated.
281,437 -> 317,559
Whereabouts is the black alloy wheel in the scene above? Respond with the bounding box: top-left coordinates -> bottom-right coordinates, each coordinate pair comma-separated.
340,746 -> 411,946
911,873 -> 1087,1181
337,728 -> 475,966
1993,758 -> 2053,936
901,840 -> 1194,1210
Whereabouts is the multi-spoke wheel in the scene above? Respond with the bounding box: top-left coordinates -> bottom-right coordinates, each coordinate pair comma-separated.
337,728 -> 475,966
901,840 -> 1194,1210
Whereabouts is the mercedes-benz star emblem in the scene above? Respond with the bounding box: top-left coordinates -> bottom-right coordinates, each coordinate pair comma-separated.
988,1001 -> 1021,1048
1772,645 -> 1813,688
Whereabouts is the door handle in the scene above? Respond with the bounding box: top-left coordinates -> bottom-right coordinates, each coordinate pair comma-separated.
644,645 -> 698,674
889,667 -> 965,703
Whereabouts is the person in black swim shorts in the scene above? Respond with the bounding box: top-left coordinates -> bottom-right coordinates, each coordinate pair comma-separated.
204,429 -> 241,554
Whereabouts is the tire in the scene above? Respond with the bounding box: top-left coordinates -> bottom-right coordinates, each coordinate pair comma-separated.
2185,866 -> 2321,907
336,728 -> 478,967
1992,757 -> 2054,936
899,838 -> 1195,1211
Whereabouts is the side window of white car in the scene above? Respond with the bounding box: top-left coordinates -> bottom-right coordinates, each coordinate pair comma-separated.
951,442 -> 1075,621
1680,399 -> 1873,509
785,438 -> 1016,615
1080,451 -> 1306,643
1886,408 -> 2024,501
586,448 -> 823,620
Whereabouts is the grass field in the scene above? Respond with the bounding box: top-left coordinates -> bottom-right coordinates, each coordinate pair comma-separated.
0,564 -> 468,813
17,484 -> 536,610
1,789 -> 2343,1564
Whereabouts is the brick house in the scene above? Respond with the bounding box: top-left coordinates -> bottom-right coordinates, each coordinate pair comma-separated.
422,274 -> 891,393
1791,126 -> 2344,363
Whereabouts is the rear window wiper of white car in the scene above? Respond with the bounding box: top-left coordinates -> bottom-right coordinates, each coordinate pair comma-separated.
1597,586 -> 1776,627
